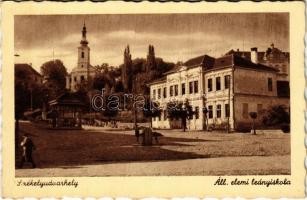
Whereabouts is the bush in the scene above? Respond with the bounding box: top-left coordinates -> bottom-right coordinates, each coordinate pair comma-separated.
235,122 -> 251,133
263,105 -> 290,126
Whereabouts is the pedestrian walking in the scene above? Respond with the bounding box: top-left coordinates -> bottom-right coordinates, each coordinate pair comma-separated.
19,134 -> 36,168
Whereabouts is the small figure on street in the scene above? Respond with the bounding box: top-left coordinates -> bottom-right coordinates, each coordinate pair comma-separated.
135,126 -> 140,142
19,134 -> 36,168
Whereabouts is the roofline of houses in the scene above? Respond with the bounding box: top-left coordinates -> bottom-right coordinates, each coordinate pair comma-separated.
15,63 -> 43,77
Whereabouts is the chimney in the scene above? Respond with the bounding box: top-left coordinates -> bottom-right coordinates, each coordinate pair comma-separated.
251,47 -> 258,63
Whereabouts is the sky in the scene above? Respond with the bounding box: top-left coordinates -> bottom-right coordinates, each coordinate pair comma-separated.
15,13 -> 289,73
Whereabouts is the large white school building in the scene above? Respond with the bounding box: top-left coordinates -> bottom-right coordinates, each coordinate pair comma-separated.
148,48 -> 289,131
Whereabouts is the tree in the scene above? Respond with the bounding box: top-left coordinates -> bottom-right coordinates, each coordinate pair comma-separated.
143,98 -> 162,127
101,94 -> 119,123
167,99 -> 194,132
262,105 -> 290,133
92,64 -> 119,93
95,63 -> 109,73
262,105 -> 290,126
40,59 -> 68,99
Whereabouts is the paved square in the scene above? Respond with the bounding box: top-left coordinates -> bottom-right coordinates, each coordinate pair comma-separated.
16,121 -> 290,176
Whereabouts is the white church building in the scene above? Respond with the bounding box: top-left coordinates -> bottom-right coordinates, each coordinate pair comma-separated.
66,23 -> 97,92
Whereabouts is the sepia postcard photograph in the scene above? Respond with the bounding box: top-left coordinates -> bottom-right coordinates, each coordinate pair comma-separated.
1,1 -> 305,198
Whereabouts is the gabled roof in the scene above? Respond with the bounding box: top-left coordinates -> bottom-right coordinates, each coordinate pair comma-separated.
233,55 -> 278,72
149,53 -> 279,86
49,92 -> 84,106
15,63 -> 42,77
225,47 -> 289,63
147,76 -> 167,86
163,65 -> 181,75
184,54 -> 215,68
225,49 -> 252,60
163,54 -> 215,75
209,54 -> 278,72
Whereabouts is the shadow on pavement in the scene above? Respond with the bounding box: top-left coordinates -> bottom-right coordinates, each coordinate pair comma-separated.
16,122 -> 212,169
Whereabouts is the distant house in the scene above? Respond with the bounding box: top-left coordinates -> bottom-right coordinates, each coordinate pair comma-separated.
15,63 -> 43,85
225,43 -> 290,97
148,51 -> 290,131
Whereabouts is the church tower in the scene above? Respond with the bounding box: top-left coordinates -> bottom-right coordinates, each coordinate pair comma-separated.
77,22 -> 90,78
66,22 -> 94,92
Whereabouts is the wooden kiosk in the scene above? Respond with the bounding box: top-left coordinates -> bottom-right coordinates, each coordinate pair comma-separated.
48,92 -> 84,129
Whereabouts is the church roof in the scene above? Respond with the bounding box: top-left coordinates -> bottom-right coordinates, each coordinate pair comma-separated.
69,64 -> 97,75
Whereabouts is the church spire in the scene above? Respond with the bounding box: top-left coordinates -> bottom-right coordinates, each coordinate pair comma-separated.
80,21 -> 88,46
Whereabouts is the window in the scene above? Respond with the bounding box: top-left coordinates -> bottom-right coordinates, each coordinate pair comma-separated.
225,75 -> 230,89
181,83 -> 186,95
225,104 -> 230,117
216,104 -> 221,118
282,64 -> 287,73
164,110 -> 167,120
194,81 -> 199,93
81,64 -> 84,68
158,88 -> 161,99
189,81 -> 194,94
152,89 -> 156,99
195,107 -> 199,119
216,77 -> 221,91
69,78 -> 72,83
277,81 -> 290,97
257,104 -> 263,114
208,78 -> 212,92
268,78 -> 273,91
174,85 -> 178,96
170,86 -> 174,96
208,105 -> 213,119
81,75 -> 85,82
163,87 -> 167,98
242,103 -> 249,119
81,52 -> 84,58
74,76 -> 77,82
